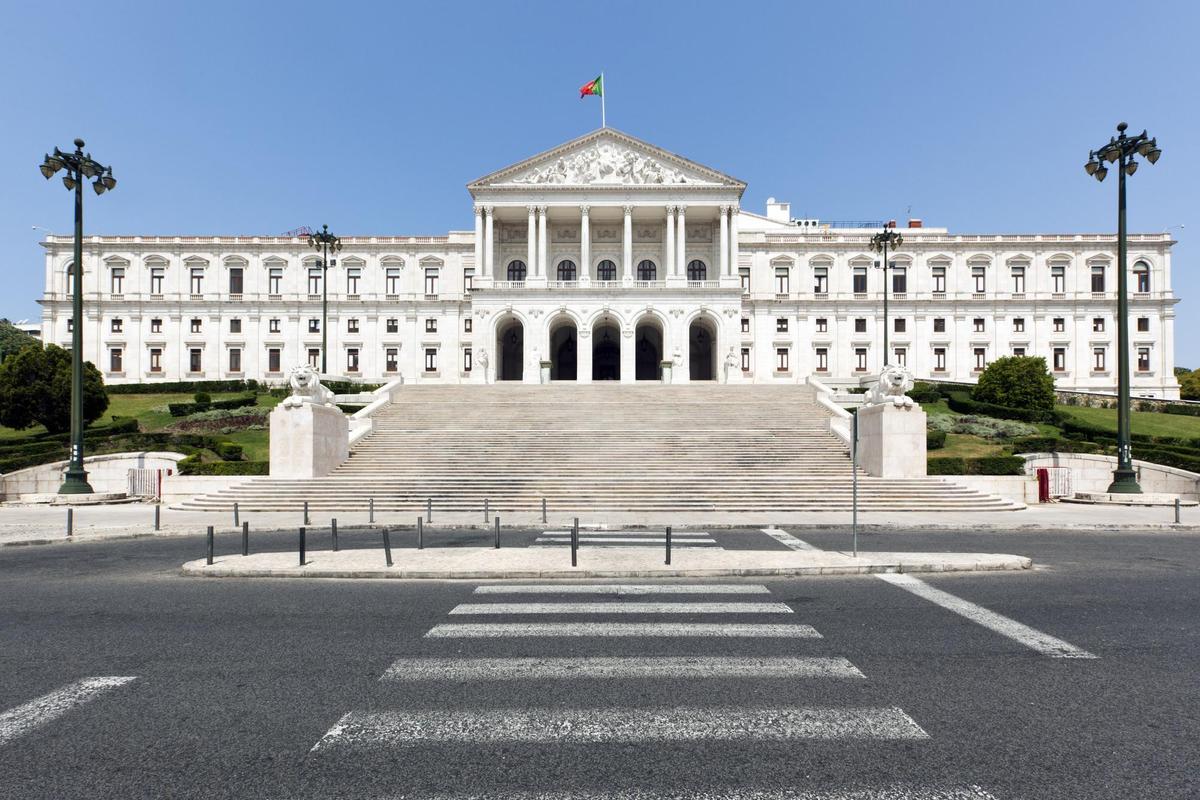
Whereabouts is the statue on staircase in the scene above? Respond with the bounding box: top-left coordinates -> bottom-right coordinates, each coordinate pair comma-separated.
723,346 -> 738,384
477,348 -> 490,384
282,364 -> 336,408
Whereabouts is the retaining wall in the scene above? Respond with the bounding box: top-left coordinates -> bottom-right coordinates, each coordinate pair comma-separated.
1020,452 -> 1200,500
0,452 -> 186,500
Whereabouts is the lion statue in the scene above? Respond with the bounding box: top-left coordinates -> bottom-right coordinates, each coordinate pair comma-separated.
282,364 -> 336,408
865,364 -> 916,408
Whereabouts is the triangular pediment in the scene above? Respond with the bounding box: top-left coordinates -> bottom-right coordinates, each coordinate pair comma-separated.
469,128 -> 745,191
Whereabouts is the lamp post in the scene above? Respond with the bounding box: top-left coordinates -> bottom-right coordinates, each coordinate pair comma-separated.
38,139 -> 116,495
307,224 -> 342,375
869,227 -> 903,367
1085,122 -> 1162,494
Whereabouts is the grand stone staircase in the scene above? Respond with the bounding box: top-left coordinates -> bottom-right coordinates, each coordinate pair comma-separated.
177,384 -> 1020,513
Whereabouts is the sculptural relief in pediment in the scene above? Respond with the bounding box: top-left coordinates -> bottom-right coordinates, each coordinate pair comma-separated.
506,141 -> 712,186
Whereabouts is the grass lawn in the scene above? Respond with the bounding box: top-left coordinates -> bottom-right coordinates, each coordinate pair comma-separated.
932,433 -> 1006,459
1059,405 -> 1200,438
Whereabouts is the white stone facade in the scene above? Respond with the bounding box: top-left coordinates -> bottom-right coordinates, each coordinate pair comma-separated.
38,128 -> 1180,397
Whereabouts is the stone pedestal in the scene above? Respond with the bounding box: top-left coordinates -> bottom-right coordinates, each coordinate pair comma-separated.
660,360 -> 674,385
856,402 -> 927,478
539,360 -> 552,384
269,403 -> 349,478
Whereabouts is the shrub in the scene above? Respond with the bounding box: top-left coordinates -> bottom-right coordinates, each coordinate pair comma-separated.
215,443 -> 244,461
1009,436 -> 1102,454
177,455 -> 269,476
927,455 -> 1026,475
211,394 -> 258,411
107,379 -> 258,395
0,344 -> 108,433
947,391 -> 1062,424
929,411 -> 1038,439
1163,404 -> 1200,417
926,429 -> 947,450
909,382 -> 942,404
927,457 -> 966,475
972,356 -> 1056,412
193,391 -> 212,406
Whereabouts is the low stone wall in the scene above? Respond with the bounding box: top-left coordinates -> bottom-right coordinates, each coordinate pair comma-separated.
943,475 -> 1040,504
161,474 -> 255,504
1021,452 -> 1200,500
0,451 -> 185,500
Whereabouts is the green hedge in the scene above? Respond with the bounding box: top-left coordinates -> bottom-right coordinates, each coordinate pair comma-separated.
168,394 -> 258,417
1009,436 -> 1103,454
177,455 -> 268,476
1162,404 -> 1200,417
1133,447 -> 1200,473
927,429 -> 947,450
107,379 -> 260,395
946,392 -> 1063,425
910,382 -> 943,404
927,455 -> 1026,475
215,443 -> 244,461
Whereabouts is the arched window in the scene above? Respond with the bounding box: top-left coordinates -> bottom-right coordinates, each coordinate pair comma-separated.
507,260 -> 527,281
637,260 -> 656,281
597,260 -> 616,281
557,260 -> 577,281
64,263 -> 76,294
687,260 -> 707,281
1133,261 -> 1151,293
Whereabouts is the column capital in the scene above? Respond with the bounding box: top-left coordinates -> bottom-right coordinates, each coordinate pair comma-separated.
677,204 -> 687,214
474,205 -> 483,216
665,205 -> 676,214
526,205 -> 537,215
536,205 -> 548,214
580,204 -> 590,215
719,204 -> 731,214
622,204 -> 634,216
484,205 -> 494,217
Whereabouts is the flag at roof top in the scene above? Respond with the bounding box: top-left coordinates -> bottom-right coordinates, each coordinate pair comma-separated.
579,75 -> 603,98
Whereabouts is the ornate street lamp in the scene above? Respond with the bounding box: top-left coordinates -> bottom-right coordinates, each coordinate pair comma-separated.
1084,122 -> 1162,494
307,224 -> 342,375
869,227 -> 903,367
38,139 -> 117,495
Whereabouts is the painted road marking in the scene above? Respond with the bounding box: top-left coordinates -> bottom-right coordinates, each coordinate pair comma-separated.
760,527 -> 820,551
425,622 -> 821,638
363,788 -> 1000,799
448,602 -> 793,615
473,584 -> 771,595
0,677 -> 137,747
312,706 -> 928,750
877,574 -> 1097,659
381,656 -> 864,681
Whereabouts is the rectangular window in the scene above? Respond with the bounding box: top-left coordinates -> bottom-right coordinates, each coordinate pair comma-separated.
775,267 -> 790,295
386,268 -> 400,295
1052,265 -> 1066,293
932,266 -> 946,293
229,348 -> 241,373
1093,317 -> 1105,333
1013,317 -> 1025,333
739,267 -> 750,294
111,267 -> 125,295
741,318 -> 750,334
740,347 -> 751,372
974,348 -> 986,371
229,318 -> 241,334
190,268 -> 204,295
269,318 -> 280,334
1093,348 -> 1106,372
424,348 -> 438,372
1053,347 -> 1066,372
386,318 -> 399,334
308,319 -> 320,334
972,266 -> 986,293
855,348 -> 867,372
464,268 -> 474,294
385,348 -> 398,372
776,318 -> 788,333
109,348 -> 122,373
973,318 -> 985,333
1091,265 -> 1106,292
775,348 -> 789,372
1053,317 -> 1065,333
815,347 -> 828,372
813,268 -> 828,294
268,348 -> 281,373
111,318 -> 123,333
934,347 -> 946,371
1013,347 -> 1026,357
190,318 -> 202,334
463,348 -> 473,373
852,268 -> 867,294
269,268 -> 282,295
425,269 -> 438,296
150,348 -> 162,372
933,318 -> 946,334
347,348 -> 360,372
464,318 -> 473,333
893,347 -> 907,367
815,318 -> 827,333
425,318 -> 437,333
854,318 -> 866,334
1138,347 -> 1151,371
150,267 -> 164,295
67,319 -> 73,333
150,318 -> 162,334
894,318 -> 906,333
891,268 -> 906,294
189,348 -> 202,373
1137,317 -> 1150,333
229,268 -> 244,295
346,268 -> 361,296
307,348 -> 320,369
1011,266 -> 1025,293
348,318 -> 359,334
308,268 -> 322,295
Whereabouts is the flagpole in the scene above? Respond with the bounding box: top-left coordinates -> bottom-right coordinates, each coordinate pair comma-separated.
601,71 -> 606,128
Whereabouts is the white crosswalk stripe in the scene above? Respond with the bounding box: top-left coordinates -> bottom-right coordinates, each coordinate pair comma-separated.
448,601 -> 793,615
425,622 -> 822,638
312,706 -> 929,750
0,677 -> 137,747
381,656 -> 864,681
474,584 -> 771,595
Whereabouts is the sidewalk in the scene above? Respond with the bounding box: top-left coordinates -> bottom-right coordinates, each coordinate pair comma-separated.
181,546 -> 1032,580
1,502 -> 1196,548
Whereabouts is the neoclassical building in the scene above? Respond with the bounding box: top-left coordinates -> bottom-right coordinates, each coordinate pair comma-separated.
38,128 -> 1180,397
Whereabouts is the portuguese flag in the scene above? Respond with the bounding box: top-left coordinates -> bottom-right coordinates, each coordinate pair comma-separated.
579,75 -> 603,98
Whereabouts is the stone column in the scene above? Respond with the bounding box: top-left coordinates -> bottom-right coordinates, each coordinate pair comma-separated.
525,206 -> 536,282
664,206 -> 675,283
483,206 -> 494,279
728,205 -> 739,278
580,205 -> 591,286
676,205 -> 687,277
719,205 -> 730,278
473,205 -> 483,278
622,205 -> 633,283
537,206 -> 548,279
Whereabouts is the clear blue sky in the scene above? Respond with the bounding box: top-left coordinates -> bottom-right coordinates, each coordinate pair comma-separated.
3,0 -> 1196,362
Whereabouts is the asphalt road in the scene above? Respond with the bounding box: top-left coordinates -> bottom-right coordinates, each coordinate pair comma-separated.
0,527 -> 1197,799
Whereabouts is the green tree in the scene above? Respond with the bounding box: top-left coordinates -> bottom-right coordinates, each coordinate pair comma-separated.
0,344 -> 109,433
0,319 -> 38,363
1179,370 -> 1200,401
972,355 -> 1056,411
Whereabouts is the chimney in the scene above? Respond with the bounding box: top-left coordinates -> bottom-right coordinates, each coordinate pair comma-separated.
908,218 -> 923,228
766,197 -> 791,223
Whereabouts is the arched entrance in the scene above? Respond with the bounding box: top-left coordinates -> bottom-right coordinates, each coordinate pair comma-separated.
634,317 -> 664,381
496,318 -> 524,381
592,316 -> 621,381
549,317 -> 578,381
689,317 -> 717,381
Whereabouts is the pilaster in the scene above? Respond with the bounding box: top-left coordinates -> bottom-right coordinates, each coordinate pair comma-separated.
621,205 -> 633,285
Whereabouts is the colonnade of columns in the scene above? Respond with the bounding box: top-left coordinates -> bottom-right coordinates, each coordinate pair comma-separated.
473,203 -> 740,284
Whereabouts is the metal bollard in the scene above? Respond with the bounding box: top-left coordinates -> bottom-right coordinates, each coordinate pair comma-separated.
233,501 -> 239,528
303,500 -> 309,526
494,516 -> 501,549
484,498 -> 489,523
66,507 -> 73,538
331,518 -> 339,552
665,526 -> 672,565
1175,497 -> 1181,524
206,525 -> 214,565
571,517 -> 578,567
242,521 -> 249,556
417,517 -> 424,549
426,498 -> 432,523
154,504 -> 160,531
382,528 -> 393,567
299,526 -> 306,566
542,497 -> 547,523
369,497 -> 375,524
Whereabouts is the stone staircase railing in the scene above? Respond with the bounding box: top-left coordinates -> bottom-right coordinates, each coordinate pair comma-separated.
806,374 -> 852,447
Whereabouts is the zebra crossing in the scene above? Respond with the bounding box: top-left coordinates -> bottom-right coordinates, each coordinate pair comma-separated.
310,581 -> 1001,798
531,529 -> 721,549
